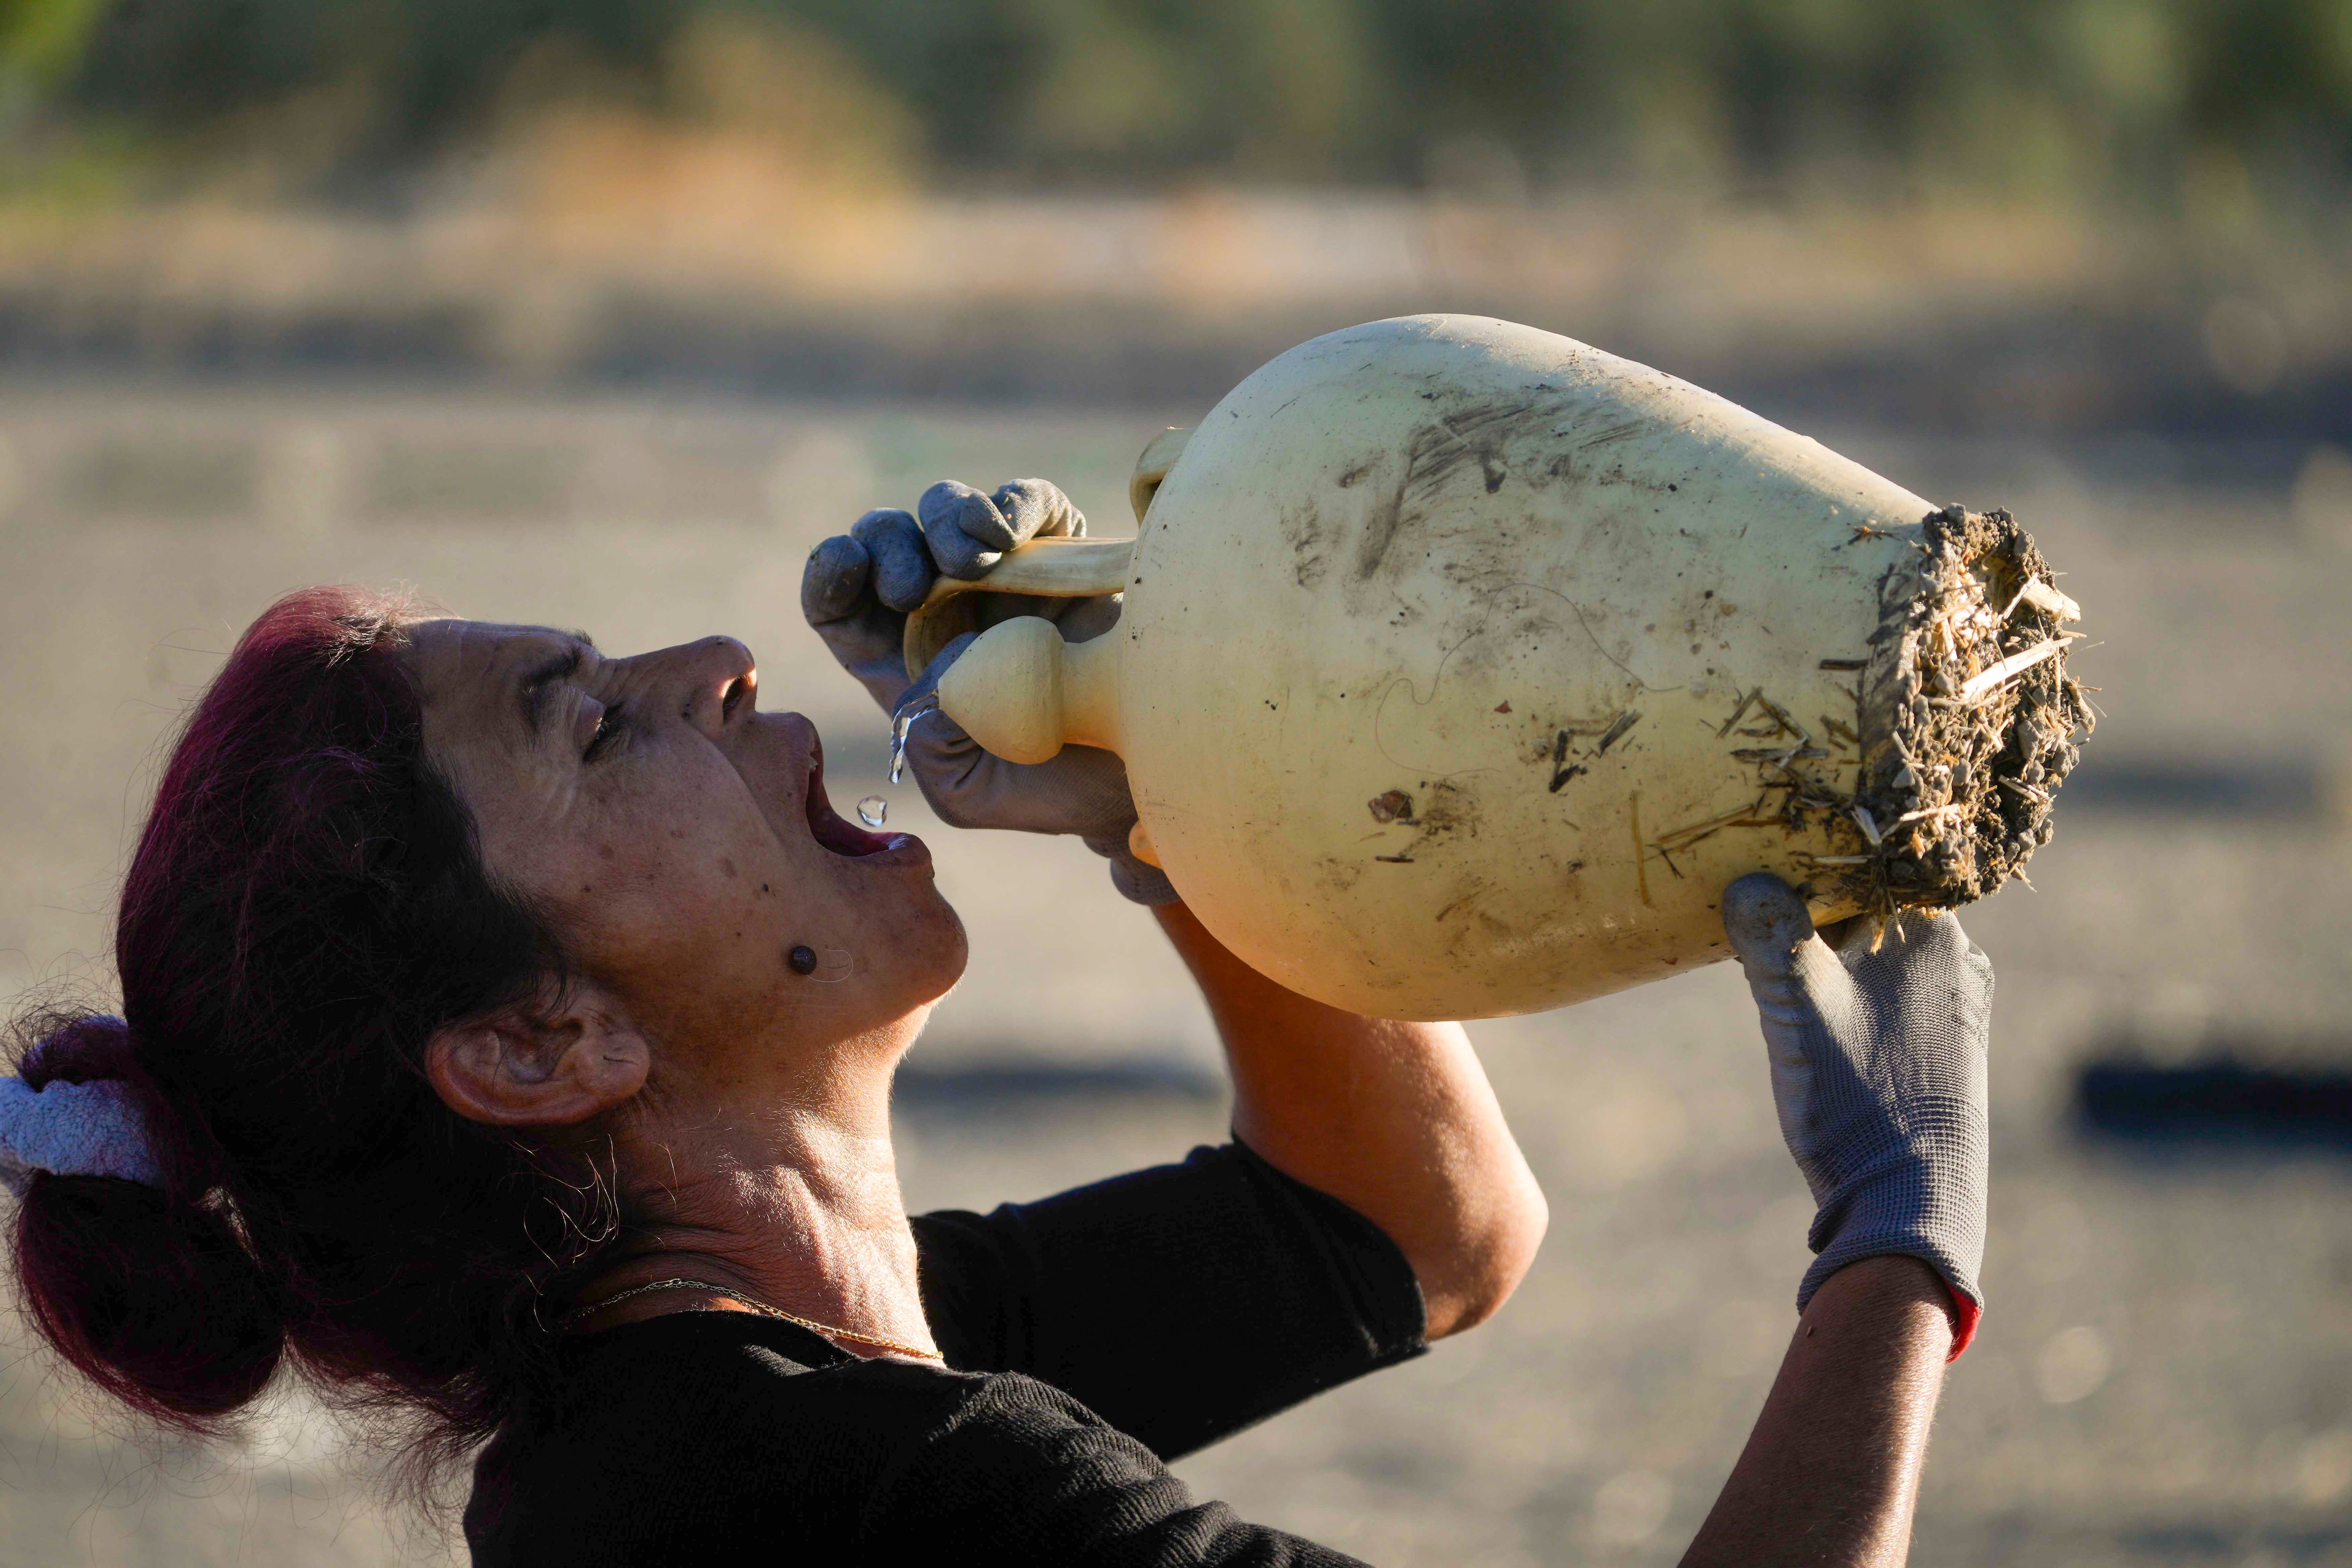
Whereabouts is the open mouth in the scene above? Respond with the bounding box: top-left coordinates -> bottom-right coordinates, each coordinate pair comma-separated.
803,742 -> 895,858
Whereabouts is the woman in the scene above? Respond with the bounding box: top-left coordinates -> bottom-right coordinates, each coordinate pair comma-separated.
4,477 -> 1986,1565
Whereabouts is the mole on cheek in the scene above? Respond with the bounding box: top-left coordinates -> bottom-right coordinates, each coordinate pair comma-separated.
719,857 -> 737,879
787,945 -> 818,975
597,844 -> 616,862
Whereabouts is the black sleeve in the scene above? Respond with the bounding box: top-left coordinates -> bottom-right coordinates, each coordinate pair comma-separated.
866,1372 -> 1375,1567
911,1140 -> 1427,1461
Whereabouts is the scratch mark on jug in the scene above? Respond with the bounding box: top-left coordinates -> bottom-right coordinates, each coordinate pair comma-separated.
1630,792 -> 1652,907
1548,709 -> 1642,791
1282,497 -> 1334,588
1575,418 -> 1647,451
1425,404 -> 1529,493
1716,687 -> 1761,737
1652,795 -> 1783,855
1355,401 -> 1534,581
1357,475 -> 1408,581
1593,710 -> 1643,755
1548,730 -> 1586,792
1422,418 -> 1511,493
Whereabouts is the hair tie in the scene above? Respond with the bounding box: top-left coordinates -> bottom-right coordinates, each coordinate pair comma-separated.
0,1022 -> 166,1196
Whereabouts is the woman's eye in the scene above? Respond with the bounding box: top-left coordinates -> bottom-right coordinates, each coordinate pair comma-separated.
584,704 -> 625,761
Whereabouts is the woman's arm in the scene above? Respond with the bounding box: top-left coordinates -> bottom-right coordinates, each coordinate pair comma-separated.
1154,901 -> 1547,1339
1682,1256 -> 1952,1567
1694,876 -> 1994,1565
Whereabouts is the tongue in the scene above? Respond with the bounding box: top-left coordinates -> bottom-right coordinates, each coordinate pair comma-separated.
806,771 -> 892,857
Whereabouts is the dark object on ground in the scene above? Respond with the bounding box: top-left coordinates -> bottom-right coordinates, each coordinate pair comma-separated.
2059,757 -> 2331,821
2075,1052 -> 2352,1146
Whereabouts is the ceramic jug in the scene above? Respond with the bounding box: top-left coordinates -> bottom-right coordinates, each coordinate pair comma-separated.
906,316 -> 2088,1020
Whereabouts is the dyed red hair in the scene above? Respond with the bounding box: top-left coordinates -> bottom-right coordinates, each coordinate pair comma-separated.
10,588 -> 615,1465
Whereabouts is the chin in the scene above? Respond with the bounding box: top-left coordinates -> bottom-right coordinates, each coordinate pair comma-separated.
905,889 -> 970,1005
842,902 -> 965,1060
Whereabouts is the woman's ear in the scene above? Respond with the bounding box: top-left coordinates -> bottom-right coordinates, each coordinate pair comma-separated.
425,987 -> 650,1128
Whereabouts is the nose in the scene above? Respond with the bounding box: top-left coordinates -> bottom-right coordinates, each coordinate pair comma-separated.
668,636 -> 757,740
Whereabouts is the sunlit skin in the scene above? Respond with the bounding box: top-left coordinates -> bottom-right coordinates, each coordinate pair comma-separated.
408,619 -> 967,1357
403,615 -> 1549,1360
400,613 -> 1947,1563
411,621 -> 966,1054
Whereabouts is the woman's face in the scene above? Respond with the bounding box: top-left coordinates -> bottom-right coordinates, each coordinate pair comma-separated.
404,620 -> 966,1074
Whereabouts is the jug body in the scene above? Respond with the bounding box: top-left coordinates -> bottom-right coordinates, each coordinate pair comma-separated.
925,315 -> 2085,1020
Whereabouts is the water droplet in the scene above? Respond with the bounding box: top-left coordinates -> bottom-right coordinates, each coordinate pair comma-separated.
889,696 -> 938,785
856,795 -> 888,828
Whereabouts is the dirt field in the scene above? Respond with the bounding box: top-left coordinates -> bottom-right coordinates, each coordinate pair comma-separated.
1,383 -> 2348,1566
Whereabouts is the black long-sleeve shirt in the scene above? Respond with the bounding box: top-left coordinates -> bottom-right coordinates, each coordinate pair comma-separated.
464,1142 -> 1428,1565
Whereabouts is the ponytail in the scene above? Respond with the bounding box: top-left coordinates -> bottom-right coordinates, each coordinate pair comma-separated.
11,1014 -> 280,1430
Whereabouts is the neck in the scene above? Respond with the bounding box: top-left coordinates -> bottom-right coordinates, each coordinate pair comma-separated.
586,1023 -> 936,1359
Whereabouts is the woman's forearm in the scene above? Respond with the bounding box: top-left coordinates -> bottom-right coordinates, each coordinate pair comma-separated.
1681,1256 -> 1953,1568
1152,902 -> 1546,1337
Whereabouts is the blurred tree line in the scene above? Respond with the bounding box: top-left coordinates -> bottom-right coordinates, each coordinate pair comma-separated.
2,0 -> 2349,209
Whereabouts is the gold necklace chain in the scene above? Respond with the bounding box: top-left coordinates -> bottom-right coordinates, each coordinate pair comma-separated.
562,1277 -> 943,1360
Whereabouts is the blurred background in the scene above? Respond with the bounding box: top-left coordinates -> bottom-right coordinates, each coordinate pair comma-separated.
2,1 -> 2351,1564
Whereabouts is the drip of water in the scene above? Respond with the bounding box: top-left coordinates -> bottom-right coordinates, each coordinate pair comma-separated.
890,696 -> 939,786
855,796 -> 888,828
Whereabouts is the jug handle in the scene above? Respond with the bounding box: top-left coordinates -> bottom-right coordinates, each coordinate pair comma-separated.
900,427 -> 1190,680
1128,427 -> 1191,522
900,536 -> 1138,681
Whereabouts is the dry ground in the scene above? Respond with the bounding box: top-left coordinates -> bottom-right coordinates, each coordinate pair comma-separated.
0,384 -> 2348,1565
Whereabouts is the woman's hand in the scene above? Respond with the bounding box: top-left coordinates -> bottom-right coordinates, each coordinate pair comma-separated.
1720,874 -> 1991,1350
801,478 -> 1091,713
1672,876 -> 1992,1568
800,479 -> 1173,904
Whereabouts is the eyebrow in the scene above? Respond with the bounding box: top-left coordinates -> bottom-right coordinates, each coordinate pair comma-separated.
517,633 -> 596,736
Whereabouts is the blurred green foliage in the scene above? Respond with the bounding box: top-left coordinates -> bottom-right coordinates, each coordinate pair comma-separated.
3,0 -> 2350,202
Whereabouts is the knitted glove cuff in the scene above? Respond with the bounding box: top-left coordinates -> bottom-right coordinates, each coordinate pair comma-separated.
1797,1171 -> 1986,1360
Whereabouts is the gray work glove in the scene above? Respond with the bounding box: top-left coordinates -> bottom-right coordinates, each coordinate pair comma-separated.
1721,874 -> 1991,1353
800,478 -> 1089,712
800,479 -> 1178,906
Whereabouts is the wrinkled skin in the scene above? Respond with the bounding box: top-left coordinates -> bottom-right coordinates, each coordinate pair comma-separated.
405,619 -> 967,1085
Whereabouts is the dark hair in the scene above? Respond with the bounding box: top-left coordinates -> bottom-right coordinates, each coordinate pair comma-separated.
8,587 -> 618,1471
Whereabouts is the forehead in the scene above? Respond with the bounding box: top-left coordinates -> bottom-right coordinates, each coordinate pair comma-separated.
403,618 -> 589,728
